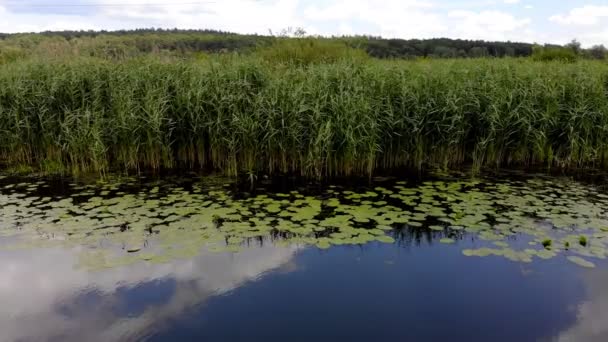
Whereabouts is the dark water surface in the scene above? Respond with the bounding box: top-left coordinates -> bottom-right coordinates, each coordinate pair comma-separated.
1,173 -> 608,342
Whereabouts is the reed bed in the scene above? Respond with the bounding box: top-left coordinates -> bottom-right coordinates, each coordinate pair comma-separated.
0,57 -> 607,177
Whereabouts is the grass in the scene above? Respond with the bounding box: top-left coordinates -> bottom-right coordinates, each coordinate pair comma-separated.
0,55 -> 608,177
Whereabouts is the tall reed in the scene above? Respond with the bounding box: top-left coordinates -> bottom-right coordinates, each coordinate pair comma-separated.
0,57 -> 607,177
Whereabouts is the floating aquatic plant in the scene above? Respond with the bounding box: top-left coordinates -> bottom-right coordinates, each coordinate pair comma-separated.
567,256 -> 596,268
2,175 -> 608,270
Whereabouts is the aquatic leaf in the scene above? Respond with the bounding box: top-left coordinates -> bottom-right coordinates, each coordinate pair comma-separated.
376,235 -> 396,244
316,240 -> 331,249
567,256 -> 596,268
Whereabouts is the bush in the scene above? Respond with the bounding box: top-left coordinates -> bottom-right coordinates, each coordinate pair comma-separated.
532,46 -> 579,62
256,38 -> 369,66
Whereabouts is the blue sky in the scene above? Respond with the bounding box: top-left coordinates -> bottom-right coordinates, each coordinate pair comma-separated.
0,0 -> 607,46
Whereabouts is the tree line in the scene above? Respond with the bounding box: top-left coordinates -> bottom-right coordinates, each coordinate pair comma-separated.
0,28 -> 606,60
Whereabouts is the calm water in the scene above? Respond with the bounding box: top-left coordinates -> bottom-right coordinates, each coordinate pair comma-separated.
1,173 -> 608,342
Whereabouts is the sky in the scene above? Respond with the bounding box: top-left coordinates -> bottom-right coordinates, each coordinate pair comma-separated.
0,0 -> 607,47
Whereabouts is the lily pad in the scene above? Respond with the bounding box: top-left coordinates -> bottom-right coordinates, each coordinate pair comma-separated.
567,256 -> 596,268
376,235 -> 396,244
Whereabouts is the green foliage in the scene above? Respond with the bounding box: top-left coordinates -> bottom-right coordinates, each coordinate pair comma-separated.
542,239 -> 553,249
566,39 -> 582,55
0,45 -> 26,64
256,38 -> 368,66
0,30 -> 540,60
587,45 -> 607,60
4,164 -> 35,175
362,37 -> 530,58
532,46 -> 579,62
1,30 -> 604,62
1,57 -> 608,177
40,159 -> 66,175
579,236 -> 588,246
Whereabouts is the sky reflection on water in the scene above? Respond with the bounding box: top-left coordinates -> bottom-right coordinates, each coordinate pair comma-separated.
2,239 -> 608,341
2,173 -> 608,341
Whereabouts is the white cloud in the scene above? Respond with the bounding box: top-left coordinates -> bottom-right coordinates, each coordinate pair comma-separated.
448,10 -> 531,40
0,0 -> 607,46
304,0 -> 434,21
304,0 -> 445,39
578,28 -> 608,47
99,0 -> 303,34
0,0 -> 305,34
504,0 -> 521,4
550,5 -> 608,26
338,23 -> 355,36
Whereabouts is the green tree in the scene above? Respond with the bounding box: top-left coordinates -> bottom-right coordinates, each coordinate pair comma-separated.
589,45 -> 607,60
566,39 -> 582,55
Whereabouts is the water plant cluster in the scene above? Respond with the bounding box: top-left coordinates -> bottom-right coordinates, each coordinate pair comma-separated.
0,58 -> 607,177
1,175 -> 607,269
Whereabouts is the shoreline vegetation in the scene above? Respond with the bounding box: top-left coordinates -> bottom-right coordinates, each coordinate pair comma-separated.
1,31 -> 607,177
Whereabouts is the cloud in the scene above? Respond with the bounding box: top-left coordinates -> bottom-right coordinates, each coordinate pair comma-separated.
550,5 -> 608,26
0,0 -> 606,47
98,0 -> 303,34
304,0 -> 434,21
578,28 -> 608,47
303,0 -> 446,38
0,0 -> 305,34
447,10 -> 531,40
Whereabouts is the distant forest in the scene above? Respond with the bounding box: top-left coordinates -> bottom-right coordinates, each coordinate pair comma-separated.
0,28 -> 605,60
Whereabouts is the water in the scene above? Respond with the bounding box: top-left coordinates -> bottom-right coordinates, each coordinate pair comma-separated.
1,173 -> 608,341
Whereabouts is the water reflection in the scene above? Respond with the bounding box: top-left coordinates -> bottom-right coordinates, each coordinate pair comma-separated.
0,244 -> 299,342
3,173 -> 608,341
558,269 -> 608,341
